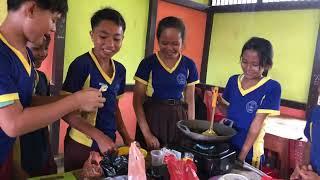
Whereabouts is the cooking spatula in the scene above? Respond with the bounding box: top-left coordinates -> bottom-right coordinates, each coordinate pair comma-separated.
202,87 -> 219,136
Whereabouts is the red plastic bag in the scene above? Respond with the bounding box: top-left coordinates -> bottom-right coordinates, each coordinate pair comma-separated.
261,175 -> 274,180
128,142 -> 146,180
164,154 -> 199,180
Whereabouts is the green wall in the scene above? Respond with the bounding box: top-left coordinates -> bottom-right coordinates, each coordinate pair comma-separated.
0,0 -> 7,24
64,0 -> 149,83
207,10 -> 320,103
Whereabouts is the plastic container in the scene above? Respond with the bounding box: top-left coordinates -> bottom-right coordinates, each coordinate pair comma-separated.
183,152 -> 194,161
218,173 -> 249,180
117,146 -> 147,158
151,150 -> 164,166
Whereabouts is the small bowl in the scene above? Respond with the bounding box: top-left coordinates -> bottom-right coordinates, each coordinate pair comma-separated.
118,146 -> 148,158
218,173 -> 249,180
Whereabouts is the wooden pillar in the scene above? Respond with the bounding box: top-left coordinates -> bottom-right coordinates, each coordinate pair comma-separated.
200,10 -> 213,83
145,0 -> 158,57
50,16 -> 67,155
306,24 -> 320,118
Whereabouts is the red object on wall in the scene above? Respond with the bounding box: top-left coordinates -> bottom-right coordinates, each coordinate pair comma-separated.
155,0 -> 207,74
115,92 -> 137,145
280,106 -> 305,120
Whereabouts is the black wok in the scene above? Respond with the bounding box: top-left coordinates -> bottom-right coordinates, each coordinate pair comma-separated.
176,119 -> 237,143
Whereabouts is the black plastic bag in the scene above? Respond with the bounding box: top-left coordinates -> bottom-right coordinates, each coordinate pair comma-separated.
112,155 -> 128,175
100,152 -> 128,177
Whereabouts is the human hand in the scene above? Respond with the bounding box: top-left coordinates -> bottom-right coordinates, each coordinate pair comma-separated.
144,133 -> 160,150
300,165 -> 320,180
96,134 -> 117,154
82,151 -> 103,178
74,88 -> 106,112
90,151 -> 103,163
291,165 -> 303,180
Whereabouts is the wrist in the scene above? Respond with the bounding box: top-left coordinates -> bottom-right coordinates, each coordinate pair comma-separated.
241,145 -> 251,154
118,128 -> 131,140
93,130 -> 105,142
239,148 -> 249,161
142,130 -> 152,139
139,124 -> 152,138
238,153 -> 246,161
71,92 -> 81,110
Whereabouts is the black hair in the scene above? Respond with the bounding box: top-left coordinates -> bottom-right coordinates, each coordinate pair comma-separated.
241,37 -> 273,70
91,7 -> 126,33
7,0 -> 68,15
156,16 -> 186,41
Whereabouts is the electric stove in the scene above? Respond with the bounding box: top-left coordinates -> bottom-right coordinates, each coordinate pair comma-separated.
173,140 -> 236,178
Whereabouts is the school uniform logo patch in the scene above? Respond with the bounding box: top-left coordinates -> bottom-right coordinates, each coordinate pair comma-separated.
177,73 -> 186,85
246,100 -> 258,113
114,84 -> 120,93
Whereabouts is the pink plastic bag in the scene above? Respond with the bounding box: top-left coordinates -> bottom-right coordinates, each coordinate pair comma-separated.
164,154 -> 199,180
128,142 -> 146,180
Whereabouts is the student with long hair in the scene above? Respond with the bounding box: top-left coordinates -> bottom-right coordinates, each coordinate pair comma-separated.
134,16 -> 199,150
218,37 -> 281,168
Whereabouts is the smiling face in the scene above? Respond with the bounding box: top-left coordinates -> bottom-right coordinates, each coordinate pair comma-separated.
22,2 -> 60,43
158,27 -> 183,60
241,49 -> 265,80
27,35 -> 50,69
90,20 -> 123,61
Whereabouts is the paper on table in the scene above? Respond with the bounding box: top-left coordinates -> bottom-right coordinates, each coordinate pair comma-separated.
265,116 -> 307,141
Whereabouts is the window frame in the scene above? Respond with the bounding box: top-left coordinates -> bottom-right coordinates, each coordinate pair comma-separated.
208,0 -> 320,12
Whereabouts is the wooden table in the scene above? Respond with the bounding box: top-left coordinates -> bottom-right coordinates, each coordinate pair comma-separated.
264,133 -> 289,179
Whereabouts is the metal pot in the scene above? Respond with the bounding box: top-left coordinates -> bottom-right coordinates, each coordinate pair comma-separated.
176,119 -> 237,143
